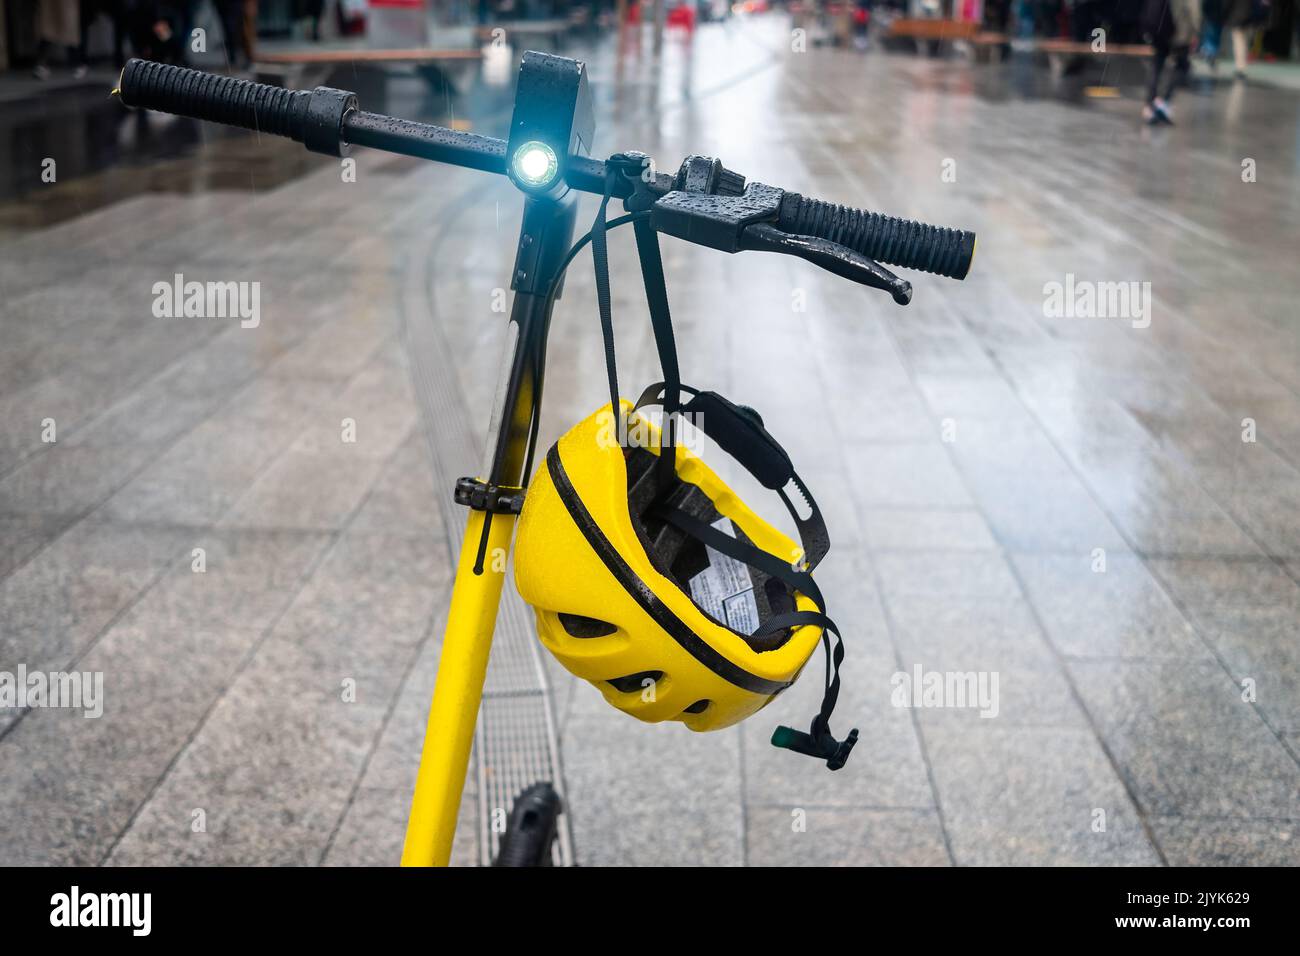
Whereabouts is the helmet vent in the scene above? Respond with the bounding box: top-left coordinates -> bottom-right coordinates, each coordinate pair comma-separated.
682,699 -> 710,715
607,671 -> 662,694
558,613 -> 618,638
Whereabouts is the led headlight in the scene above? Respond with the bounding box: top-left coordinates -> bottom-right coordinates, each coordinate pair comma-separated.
512,141 -> 559,188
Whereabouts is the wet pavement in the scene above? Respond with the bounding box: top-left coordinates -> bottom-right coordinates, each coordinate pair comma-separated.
1,15 -> 1298,866
0,60 -> 503,234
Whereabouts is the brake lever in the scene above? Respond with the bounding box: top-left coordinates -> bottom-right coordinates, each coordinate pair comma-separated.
739,223 -> 912,305
649,169 -> 914,306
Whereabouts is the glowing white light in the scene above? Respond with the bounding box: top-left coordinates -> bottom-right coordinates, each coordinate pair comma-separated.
513,141 -> 558,187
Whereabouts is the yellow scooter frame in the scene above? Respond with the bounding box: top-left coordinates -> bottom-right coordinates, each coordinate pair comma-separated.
401,191 -> 581,866
402,509 -> 516,866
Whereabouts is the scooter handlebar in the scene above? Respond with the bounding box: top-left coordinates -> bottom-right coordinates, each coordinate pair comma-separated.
118,58 -> 358,156
778,192 -> 976,281
116,59 -> 976,283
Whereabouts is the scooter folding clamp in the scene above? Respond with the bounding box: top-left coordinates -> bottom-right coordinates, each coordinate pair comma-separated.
453,477 -> 525,515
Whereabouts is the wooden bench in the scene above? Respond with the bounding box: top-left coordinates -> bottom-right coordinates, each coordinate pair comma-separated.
253,47 -> 481,90
970,31 -> 1010,61
887,17 -> 980,42
882,22 -> 1152,67
1031,39 -> 1154,77
886,17 -> 1009,56
1035,39 -> 1154,56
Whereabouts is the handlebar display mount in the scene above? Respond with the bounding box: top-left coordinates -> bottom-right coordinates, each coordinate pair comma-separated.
505,51 -> 594,201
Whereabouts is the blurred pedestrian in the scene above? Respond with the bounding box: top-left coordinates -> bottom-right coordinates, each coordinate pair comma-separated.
218,0 -> 247,66
174,0 -> 195,63
1071,0 -> 1103,42
1200,0 -> 1224,67
34,0 -> 84,79
1012,0 -> 1035,38
126,0 -> 185,63
982,0 -> 1011,32
852,0 -> 874,50
1259,0 -> 1292,57
1222,0 -> 1271,76
1142,0 -> 1201,123
241,0 -> 259,62
80,0 -> 128,69
294,0 -> 323,40
1110,1 -> 1145,41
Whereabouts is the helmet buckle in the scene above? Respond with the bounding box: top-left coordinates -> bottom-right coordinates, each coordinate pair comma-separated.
771,724 -> 860,772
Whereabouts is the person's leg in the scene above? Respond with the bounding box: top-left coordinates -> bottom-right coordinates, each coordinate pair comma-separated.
1161,43 -> 1191,102
125,2 -> 153,60
163,26 -> 184,64
1205,13 -> 1222,61
78,0 -> 97,66
242,0 -> 258,63
109,0 -> 127,65
1147,44 -> 1169,104
217,1 -> 243,66
1144,37 -> 1172,123
1231,25 -> 1249,74
34,39 -> 53,77
171,0 -> 190,64
230,0 -> 248,65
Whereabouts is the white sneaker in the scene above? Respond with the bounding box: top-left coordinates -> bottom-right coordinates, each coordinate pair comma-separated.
33,64 -> 51,80
73,64 -> 89,79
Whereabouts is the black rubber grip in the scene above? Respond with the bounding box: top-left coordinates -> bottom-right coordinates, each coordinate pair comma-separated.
779,194 -> 976,280
118,58 -> 311,142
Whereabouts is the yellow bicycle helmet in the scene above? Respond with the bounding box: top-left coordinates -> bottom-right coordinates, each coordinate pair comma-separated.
513,156 -> 857,769
515,385 -> 858,769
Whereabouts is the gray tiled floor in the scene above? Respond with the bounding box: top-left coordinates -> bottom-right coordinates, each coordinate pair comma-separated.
2,16 -> 1299,866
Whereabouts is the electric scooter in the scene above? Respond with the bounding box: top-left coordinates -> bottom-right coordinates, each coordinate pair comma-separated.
113,50 -> 975,866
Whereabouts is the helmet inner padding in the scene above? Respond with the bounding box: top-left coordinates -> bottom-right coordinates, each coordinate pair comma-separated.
623,446 -> 796,651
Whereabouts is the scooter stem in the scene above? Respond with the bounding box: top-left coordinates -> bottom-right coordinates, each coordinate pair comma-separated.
402,509 -> 517,866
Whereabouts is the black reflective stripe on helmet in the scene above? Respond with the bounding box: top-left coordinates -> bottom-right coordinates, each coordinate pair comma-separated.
546,444 -> 792,698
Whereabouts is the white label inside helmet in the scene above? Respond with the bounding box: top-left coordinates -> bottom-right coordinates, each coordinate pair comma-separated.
688,518 -> 761,636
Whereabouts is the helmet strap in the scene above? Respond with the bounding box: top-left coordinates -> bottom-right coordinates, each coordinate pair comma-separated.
628,213 -> 681,494
769,623 -> 859,771
591,171 -> 623,437
634,382 -> 830,569
591,156 -> 684,495
647,502 -> 858,771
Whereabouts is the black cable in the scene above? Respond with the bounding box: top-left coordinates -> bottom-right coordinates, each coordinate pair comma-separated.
591,184 -> 623,428
518,211 -> 648,489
